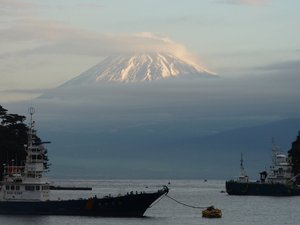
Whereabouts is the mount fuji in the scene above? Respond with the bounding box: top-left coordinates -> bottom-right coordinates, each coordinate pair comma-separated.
61,52 -> 216,86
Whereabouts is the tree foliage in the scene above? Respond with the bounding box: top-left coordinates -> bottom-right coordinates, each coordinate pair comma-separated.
0,105 -> 49,180
288,132 -> 300,184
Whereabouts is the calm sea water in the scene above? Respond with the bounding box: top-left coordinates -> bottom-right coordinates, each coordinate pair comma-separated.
1,179 -> 300,225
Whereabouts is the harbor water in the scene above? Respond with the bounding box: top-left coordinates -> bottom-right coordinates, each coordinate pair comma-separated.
0,179 -> 299,225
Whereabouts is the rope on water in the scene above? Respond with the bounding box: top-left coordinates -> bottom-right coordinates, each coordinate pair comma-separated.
165,194 -> 212,209
149,193 -> 167,208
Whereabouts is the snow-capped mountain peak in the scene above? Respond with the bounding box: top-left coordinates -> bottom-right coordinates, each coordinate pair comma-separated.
62,52 -> 216,86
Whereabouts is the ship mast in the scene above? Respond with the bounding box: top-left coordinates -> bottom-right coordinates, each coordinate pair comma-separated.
24,107 -> 46,181
271,138 -> 280,166
238,152 -> 248,182
27,106 -> 35,150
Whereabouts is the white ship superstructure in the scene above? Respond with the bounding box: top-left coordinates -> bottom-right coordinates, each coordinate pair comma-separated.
265,141 -> 294,184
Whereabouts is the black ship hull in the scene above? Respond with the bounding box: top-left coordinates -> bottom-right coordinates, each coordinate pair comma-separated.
226,180 -> 300,196
0,187 -> 168,217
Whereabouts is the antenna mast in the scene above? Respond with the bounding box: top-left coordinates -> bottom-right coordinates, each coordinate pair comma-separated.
28,107 -> 35,148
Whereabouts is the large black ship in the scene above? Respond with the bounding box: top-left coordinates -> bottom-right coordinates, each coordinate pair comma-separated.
226,133 -> 300,196
0,107 -> 168,216
0,188 -> 168,216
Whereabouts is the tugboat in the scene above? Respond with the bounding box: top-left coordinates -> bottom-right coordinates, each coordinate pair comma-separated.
226,138 -> 300,196
0,107 -> 168,216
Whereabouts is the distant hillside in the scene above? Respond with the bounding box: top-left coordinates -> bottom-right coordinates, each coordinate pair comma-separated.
176,118 -> 300,178
44,117 -> 300,179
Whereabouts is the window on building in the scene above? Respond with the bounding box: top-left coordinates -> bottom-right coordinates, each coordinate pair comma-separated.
42,186 -> 49,190
25,186 -> 34,191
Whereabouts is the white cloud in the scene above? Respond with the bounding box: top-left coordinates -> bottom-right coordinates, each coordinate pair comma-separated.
0,8 -> 212,74
0,0 -> 37,9
214,0 -> 268,6
76,3 -> 104,8
0,0 -> 207,67
0,19 -> 201,62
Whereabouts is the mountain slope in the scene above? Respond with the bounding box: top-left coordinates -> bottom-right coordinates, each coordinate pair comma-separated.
61,52 -> 215,86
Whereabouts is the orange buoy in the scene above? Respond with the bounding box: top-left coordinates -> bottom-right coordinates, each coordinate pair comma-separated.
202,206 -> 222,218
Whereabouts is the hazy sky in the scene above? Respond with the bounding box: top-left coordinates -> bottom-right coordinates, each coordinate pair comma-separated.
1,0 -> 300,102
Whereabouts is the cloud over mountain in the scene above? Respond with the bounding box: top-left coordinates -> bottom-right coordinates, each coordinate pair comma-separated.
0,0 -> 207,68
0,17 -> 203,64
1,1 -> 212,102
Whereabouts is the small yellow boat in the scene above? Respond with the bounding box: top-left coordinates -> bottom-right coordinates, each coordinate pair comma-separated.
202,206 -> 222,218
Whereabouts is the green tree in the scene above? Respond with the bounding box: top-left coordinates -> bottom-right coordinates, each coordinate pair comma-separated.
0,105 -> 49,180
288,132 -> 300,184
